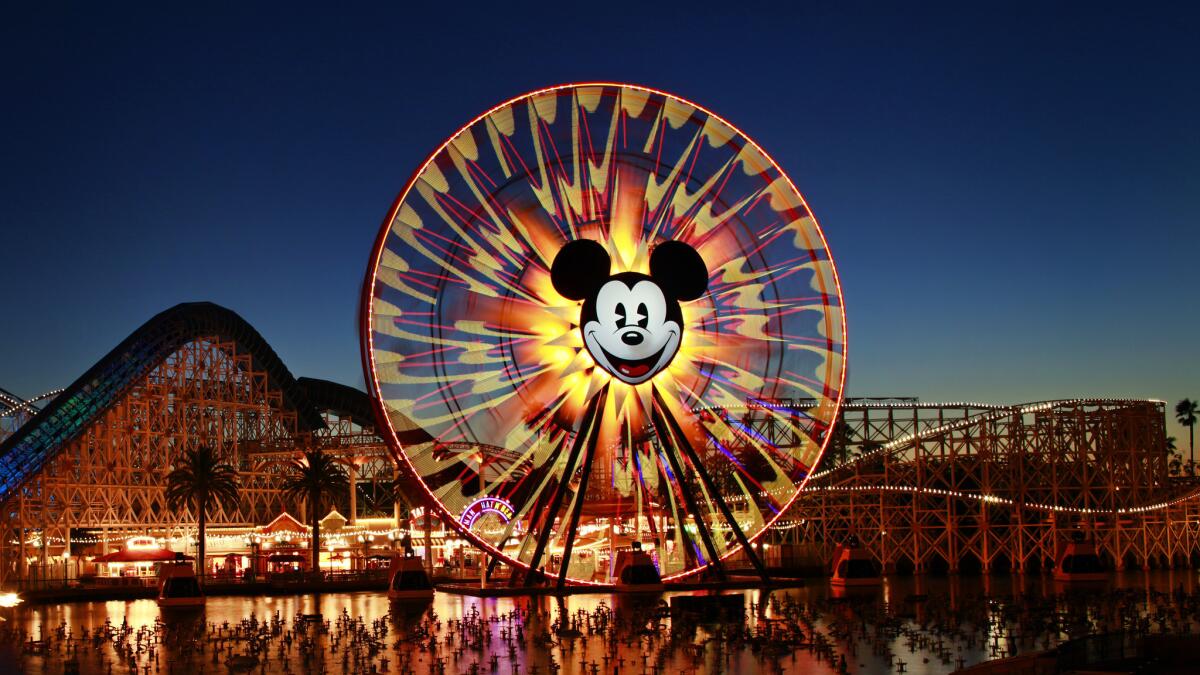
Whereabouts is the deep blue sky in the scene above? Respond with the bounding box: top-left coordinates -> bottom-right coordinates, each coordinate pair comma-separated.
3,4 -> 1197,441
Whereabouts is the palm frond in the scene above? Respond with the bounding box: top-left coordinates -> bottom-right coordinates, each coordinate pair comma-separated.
279,448 -> 349,512
165,445 -> 242,516
1176,399 -> 1199,425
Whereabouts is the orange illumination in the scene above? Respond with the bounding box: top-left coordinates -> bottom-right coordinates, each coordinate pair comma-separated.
361,83 -> 848,586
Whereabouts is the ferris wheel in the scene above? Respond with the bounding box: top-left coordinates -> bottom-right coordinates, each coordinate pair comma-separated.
362,83 -> 846,586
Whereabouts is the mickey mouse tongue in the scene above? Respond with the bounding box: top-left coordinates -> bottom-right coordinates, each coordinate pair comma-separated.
617,362 -> 651,378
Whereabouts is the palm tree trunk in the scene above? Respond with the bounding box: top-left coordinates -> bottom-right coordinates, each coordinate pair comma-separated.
197,496 -> 207,581
311,489 -> 321,576
1191,423 -> 1195,467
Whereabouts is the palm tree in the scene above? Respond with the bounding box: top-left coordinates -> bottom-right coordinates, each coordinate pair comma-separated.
165,445 -> 241,578
1165,436 -> 1180,477
280,448 -> 348,575
1177,399 -> 1199,466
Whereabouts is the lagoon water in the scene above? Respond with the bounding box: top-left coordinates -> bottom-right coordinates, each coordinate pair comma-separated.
6,570 -> 1200,674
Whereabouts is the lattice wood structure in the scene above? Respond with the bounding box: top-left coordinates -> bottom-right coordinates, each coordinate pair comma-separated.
247,377 -> 399,521
771,399 -> 1200,572
0,303 -> 399,586
0,336 -> 308,583
5,305 -> 1194,585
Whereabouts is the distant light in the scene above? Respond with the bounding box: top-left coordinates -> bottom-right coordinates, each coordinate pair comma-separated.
0,593 -> 22,607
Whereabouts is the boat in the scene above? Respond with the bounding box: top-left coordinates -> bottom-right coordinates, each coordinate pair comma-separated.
157,561 -> 204,608
612,544 -> 663,592
829,539 -> 881,588
388,555 -> 434,601
1053,538 -> 1109,583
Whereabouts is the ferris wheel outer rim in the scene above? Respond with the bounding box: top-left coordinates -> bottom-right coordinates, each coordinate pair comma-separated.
358,81 -> 849,584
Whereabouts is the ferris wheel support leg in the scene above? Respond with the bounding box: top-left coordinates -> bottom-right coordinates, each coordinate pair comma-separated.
486,551 -> 504,581
650,390 -> 728,582
506,445 -> 570,588
555,393 -> 610,592
522,385 -> 610,587
652,387 -> 770,583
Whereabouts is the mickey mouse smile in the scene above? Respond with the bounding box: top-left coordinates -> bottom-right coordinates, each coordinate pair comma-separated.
552,239 -> 708,386
586,328 -> 678,382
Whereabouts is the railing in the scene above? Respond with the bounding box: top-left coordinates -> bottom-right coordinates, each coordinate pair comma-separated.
8,568 -> 391,593
10,575 -> 141,593
257,569 -> 389,585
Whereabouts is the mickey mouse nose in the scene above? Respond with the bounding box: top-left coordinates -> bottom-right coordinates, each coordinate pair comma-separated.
621,331 -> 644,346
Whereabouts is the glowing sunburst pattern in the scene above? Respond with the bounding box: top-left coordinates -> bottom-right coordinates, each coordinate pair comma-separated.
363,83 -> 846,584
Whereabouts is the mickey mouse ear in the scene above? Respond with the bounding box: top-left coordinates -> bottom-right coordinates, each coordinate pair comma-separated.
551,239 -> 611,301
649,240 -> 709,301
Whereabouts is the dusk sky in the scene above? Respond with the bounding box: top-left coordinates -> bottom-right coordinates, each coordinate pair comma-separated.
3,4 -> 1197,441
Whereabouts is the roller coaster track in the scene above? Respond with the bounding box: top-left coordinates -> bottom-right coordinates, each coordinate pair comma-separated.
0,388 -> 64,418
709,398 -> 1185,519
0,388 -> 65,446
762,397 -> 1200,571
0,388 -> 23,411
802,398 -> 1189,516
810,398 -> 1164,481
0,302 -> 325,501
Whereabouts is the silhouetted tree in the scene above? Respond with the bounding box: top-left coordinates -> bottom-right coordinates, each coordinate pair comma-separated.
165,445 -> 241,578
1177,399 -> 1198,466
280,448 -> 348,574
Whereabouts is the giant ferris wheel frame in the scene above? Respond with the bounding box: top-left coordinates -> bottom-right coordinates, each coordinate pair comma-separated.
360,82 -> 848,586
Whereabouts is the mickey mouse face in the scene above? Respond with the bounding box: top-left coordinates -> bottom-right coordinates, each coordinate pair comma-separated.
584,275 -> 680,384
551,240 -> 708,385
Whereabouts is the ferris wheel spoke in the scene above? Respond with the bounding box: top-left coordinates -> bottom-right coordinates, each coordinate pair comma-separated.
649,388 -> 727,580
366,84 -> 845,585
554,388 -> 611,590
503,472 -> 562,586
521,383 -> 609,586
504,435 -> 573,586
651,385 -> 770,582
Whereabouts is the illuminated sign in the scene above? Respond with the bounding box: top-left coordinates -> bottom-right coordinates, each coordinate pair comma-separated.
460,497 -> 515,529
125,536 -> 161,550
551,239 -> 708,385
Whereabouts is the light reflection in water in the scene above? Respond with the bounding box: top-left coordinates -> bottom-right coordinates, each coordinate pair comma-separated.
4,571 -> 1199,675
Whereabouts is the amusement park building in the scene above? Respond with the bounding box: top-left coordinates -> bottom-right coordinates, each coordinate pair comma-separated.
1,303 -> 1195,586
0,303 -> 402,586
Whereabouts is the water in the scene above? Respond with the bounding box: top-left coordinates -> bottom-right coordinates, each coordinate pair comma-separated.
4,570 -> 1200,674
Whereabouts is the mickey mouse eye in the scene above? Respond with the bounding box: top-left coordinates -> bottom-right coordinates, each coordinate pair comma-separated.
635,303 -> 648,328
615,303 -> 628,328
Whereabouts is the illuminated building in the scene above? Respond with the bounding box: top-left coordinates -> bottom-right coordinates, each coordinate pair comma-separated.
0,303 -> 405,586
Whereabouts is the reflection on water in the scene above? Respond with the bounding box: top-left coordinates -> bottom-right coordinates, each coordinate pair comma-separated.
3,570 -> 1200,674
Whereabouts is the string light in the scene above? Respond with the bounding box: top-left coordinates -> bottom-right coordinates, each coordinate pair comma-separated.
714,399 -> 1175,518
810,398 -> 1164,481
0,388 -> 65,417
13,522 -> 450,548
801,483 -> 1200,517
